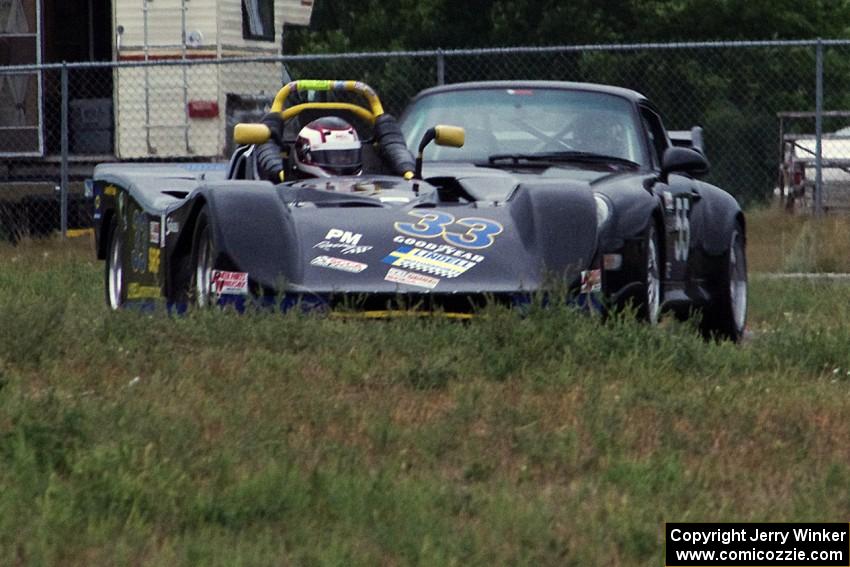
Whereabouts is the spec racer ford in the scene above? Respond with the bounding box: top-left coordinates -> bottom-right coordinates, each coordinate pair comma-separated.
92,79 -> 747,340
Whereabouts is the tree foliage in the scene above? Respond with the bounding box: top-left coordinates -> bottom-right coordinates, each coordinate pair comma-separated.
284,1 -> 850,202
287,0 -> 850,53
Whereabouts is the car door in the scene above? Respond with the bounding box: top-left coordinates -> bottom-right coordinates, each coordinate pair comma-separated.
640,105 -> 697,282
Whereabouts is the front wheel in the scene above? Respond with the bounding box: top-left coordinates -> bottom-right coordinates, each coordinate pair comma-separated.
701,223 -> 748,342
104,220 -> 125,310
639,223 -> 662,325
191,208 -> 217,308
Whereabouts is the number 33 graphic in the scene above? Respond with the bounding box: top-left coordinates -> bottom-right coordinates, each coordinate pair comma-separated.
395,211 -> 503,249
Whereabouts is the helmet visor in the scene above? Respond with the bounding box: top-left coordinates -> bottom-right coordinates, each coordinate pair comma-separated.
308,148 -> 362,174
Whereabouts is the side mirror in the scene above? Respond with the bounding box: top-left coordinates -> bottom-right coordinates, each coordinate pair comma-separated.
234,123 -> 271,145
661,146 -> 709,179
414,124 -> 465,179
434,125 -> 465,148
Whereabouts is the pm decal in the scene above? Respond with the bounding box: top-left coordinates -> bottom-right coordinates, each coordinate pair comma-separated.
314,228 -> 373,255
394,211 -> 503,249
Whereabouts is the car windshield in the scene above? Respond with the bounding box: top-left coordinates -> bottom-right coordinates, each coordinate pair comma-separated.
400,87 -> 647,167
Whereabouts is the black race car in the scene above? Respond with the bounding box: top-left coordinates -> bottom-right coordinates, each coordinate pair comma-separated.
92,79 -> 747,340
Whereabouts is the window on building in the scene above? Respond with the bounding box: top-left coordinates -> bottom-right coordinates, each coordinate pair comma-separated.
242,0 -> 274,42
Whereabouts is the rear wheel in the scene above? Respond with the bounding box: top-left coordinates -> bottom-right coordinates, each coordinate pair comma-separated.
105,220 -> 125,309
701,223 -> 747,341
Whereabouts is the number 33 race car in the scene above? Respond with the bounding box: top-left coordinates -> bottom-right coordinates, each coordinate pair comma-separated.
92,79 -> 747,341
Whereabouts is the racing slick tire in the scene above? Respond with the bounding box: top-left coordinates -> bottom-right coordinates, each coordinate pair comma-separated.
191,206 -> 217,308
105,219 -> 126,310
638,223 -> 662,325
700,222 -> 747,342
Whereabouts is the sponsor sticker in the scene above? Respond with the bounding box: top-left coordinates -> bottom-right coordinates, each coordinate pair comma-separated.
166,217 -> 180,235
211,270 -> 249,295
310,255 -> 368,273
131,210 -> 147,273
149,221 -> 160,245
104,185 -> 118,196
314,228 -> 373,255
314,241 -> 373,254
382,241 -> 482,279
581,269 -> 602,293
385,267 -> 439,289
148,247 -> 160,274
127,282 -> 160,300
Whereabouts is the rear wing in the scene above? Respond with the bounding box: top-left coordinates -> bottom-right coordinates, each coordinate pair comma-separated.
668,126 -> 705,155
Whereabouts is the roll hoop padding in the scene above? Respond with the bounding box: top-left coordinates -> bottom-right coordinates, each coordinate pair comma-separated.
374,114 -> 416,177
255,113 -> 287,182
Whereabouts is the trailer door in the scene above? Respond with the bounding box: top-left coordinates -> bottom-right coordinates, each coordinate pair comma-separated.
0,0 -> 42,156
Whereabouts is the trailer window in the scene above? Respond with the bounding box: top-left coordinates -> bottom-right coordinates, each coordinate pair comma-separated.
242,0 -> 275,42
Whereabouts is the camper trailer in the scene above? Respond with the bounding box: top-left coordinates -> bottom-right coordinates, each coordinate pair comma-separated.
0,0 -> 313,160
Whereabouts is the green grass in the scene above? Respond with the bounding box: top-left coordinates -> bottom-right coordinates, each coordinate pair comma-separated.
2,235 -> 850,566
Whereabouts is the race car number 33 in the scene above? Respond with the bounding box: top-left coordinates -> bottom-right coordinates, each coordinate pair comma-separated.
395,211 -> 503,250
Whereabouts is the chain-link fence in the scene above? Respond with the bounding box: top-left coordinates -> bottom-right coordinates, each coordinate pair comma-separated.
2,40 -> 850,242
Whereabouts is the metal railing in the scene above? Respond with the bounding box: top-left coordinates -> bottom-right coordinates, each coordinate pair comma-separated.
2,39 -> 850,241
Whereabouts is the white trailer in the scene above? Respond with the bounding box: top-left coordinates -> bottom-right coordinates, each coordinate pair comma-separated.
114,0 -> 313,159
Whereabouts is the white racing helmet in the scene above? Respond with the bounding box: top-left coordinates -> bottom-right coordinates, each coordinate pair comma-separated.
293,117 -> 363,177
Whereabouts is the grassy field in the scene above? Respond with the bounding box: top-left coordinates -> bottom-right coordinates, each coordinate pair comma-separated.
2,207 -> 850,566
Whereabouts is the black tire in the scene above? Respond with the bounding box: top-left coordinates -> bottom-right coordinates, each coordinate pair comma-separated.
190,207 -> 216,308
701,222 -> 748,342
104,219 -> 125,310
638,223 -> 662,325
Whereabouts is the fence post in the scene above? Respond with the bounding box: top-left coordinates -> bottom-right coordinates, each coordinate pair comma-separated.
60,62 -> 69,239
815,39 -> 824,218
436,49 -> 445,85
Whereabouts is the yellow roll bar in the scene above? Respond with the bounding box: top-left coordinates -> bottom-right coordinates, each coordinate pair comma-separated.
270,80 -> 385,124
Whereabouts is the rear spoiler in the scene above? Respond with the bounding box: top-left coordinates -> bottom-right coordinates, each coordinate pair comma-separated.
668,126 -> 705,155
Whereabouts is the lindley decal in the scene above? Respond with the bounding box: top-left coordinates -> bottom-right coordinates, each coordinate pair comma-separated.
382,246 -> 477,279
211,270 -> 249,295
383,235 -> 485,279
310,255 -> 368,273
384,267 -> 439,290
314,228 -> 373,255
